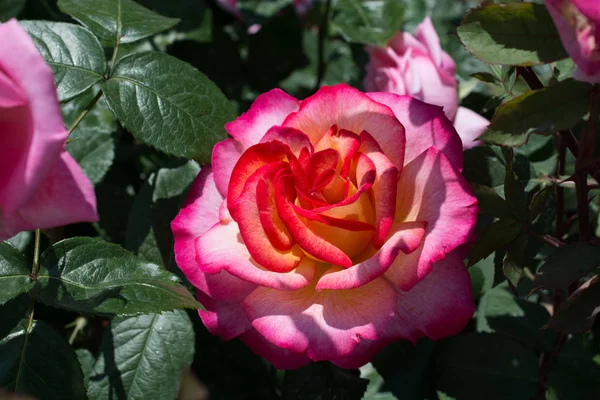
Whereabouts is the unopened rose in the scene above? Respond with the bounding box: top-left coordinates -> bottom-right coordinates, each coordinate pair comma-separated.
0,20 -> 98,240
172,84 -> 477,368
546,0 -> 600,82
365,17 -> 489,150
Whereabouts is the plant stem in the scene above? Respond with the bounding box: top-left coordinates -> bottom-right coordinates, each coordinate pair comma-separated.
314,0 -> 332,92
31,229 -> 41,280
67,91 -> 103,137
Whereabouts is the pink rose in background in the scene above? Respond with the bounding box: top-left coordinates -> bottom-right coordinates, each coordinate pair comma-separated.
172,84 -> 477,369
546,0 -> 600,82
0,20 -> 98,241
365,17 -> 489,150
216,0 -> 313,19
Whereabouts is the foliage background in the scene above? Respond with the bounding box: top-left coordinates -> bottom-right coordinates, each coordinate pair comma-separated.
1,0 -> 600,399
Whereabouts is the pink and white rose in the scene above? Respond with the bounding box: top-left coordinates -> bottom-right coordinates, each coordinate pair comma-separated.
172,84 -> 477,369
0,20 -> 98,240
546,0 -> 600,82
364,17 -> 489,150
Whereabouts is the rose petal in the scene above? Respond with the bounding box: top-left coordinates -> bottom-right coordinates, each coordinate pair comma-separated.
453,106 -> 488,150
240,329 -> 311,370
197,290 -> 253,340
212,139 -> 245,197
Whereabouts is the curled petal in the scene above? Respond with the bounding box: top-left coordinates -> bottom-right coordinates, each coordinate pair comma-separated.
283,84 -> 406,169
386,147 -> 477,290
212,139 -> 244,197
225,88 -> 299,148
260,125 -> 314,157
243,274 -> 397,361
195,222 -> 317,290
316,221 -> 426,290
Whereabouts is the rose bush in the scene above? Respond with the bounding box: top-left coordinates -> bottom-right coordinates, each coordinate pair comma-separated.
0,20 -> 98,241
172,84 -> 478,368
364,17 -> 489,150
546,0 -> 600,82
216,0 -> 313,19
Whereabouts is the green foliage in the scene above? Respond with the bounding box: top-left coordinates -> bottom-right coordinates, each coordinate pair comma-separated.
31,237 -> 202,315
332,0 -> 404,46
535,243 -> 600,290
0,320 -> 87,399
480,79 -> 591,147
20,21 -> 106,101
0,242 -> 33,304
282,362 -> 369,400
101,51 -> 235,162
457,3 -> 567,66
57,0 -> 180,45
88,310 -> 194,399
0,0 -> 24,21
547,275 -> 600,333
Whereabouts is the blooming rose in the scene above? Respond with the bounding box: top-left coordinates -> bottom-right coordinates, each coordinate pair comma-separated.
0,20 -> 98,240
546,0 -> 600,82
172,84 -> 477,369
364,17 -> 489,150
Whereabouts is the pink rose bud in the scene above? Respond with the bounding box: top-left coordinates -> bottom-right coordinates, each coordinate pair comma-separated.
546,0 -> 600,82
364,17 -> 489,150
0,20 -> 98,240
172,84 -> 478,369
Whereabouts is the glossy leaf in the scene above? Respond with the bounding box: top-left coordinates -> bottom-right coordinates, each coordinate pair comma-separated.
64,90 -> 118,184
457,3 -> 567,66
468,218 -> 523,266
332,0 -> 404,46
0,320 -> 86,399
20,21 -> 106,101
546,275 -> 600,333
0,242 -> 33,305
480,79 -> 591,147
31,237 -> 203,316
101,51 -> 235,162
57,0 -> 180,45
0,294 -> 30,339
535,243 -> 600,290
88,310 -> 194,400
435,333 -> 539,400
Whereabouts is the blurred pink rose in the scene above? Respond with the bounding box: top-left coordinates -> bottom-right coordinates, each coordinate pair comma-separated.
172,84 -> 477,369
215,0 -> 313,19
365,17 -> 489,150
0,20 -> 98,240
546,0 -> 600,82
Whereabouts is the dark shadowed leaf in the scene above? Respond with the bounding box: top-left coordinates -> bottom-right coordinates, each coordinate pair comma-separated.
435,333 -> 539,400
0,0 -> 25,21
468,218 -> 523,266
88,310 -> 194,400
0,319 -> 86,399
471,184 -> 510,218
504,151 -> 528,221
457,3 -> 567,66
6,231 -> 32,252
535,243 -> 600,289
0,294 -> 30,339
282,362 -> 369,400
20,21 -> 106,101
101,51 -> 235,162
332,0 -> 404,46
126,161 -> 200,266
31,237 -> 202,315
480,79 -> 591,147
57,0 -> 179,45
530,185 -> 554,221
0,242 -> 33,305
476,285 -> 524,334
76,348 -> 95,389
546,275 -> 600,333
63,89 -> 118,184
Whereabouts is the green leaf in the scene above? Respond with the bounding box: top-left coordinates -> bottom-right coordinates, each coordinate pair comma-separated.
101,51 -> 235,162
20,21 -> 106,102
63,89 -> 118,184
0,0 -> 25,21
75,348 -> 95,389
471,183 -> 510,218
0,294 -> 30,339
476,285 -> 524,333
0,242 -> 33,305
57,0 -> 180,46
503,234 -> 529,289
535,243 -> 600,290
126,161 -> 200,266
504,150 -> 528,221
332,0 -> 404,46
480,79 -> 592,147
88,310 -> 194,400
546,275 -> 600,333
239,0 -> 294,25
0,319 -> 86,399
530,185 -> 554,221
282,362 -> 369,400
435,333 -> 539,400
457,3 -> 568,66
31,237 -> 203,316
468,218 -> 523,266
6,231 -> 32,252
469,255 -> 495,298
